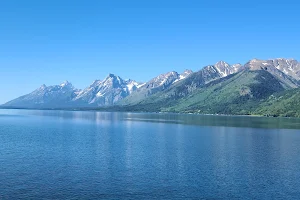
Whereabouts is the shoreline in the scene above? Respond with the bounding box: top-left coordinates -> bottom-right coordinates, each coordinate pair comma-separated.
0,106 -> 297,119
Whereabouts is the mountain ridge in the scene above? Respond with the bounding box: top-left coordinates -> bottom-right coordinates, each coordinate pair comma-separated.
3,58 -> 300,117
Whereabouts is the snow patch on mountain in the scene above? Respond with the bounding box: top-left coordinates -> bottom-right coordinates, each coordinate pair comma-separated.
173,70 -> 193,83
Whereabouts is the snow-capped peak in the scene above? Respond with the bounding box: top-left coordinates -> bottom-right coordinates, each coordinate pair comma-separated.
73,73 -> 143,105
214,61 -> 231,77
125,79 -> 141,93
102,73 -> 124,85
60,81 -> 72,87
156,71 -> 179,86
215,61 -> 230,67
180,69 -> 193,78
40,84 -> 47,89
174,69 -> 193,83
213,61 -> 242,77
104,73 -> 116,80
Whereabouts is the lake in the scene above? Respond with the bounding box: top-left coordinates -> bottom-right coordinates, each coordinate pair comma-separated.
1,109 -> 300,199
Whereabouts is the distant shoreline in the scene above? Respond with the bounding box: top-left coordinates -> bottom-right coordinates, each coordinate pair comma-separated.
0,106 -> 296,119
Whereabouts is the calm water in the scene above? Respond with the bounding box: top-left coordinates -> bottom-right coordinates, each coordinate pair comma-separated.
1,109 -> 300,199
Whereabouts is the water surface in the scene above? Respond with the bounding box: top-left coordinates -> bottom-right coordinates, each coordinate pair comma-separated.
1,109 -> 300,199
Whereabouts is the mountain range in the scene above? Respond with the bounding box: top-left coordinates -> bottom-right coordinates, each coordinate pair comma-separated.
3,58 -> 300,117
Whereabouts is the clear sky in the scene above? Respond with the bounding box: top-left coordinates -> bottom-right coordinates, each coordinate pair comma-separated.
0,0 -> 299,104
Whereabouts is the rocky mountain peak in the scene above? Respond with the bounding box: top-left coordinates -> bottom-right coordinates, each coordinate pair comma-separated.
181,69 -> 193,75
39,84 -> 47,90
60,81 -> 73,88
181,69 -> 193,76
215,61 -> 230,67
213,61 -> 242,77
101,74 -> 124,87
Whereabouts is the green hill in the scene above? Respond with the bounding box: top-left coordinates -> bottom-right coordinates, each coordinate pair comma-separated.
254,88 -> 300,117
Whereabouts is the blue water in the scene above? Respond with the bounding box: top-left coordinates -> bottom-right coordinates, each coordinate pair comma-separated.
1,109 -> 300,199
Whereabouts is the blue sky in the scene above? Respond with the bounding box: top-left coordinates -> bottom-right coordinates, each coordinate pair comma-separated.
0,0 -> 299,103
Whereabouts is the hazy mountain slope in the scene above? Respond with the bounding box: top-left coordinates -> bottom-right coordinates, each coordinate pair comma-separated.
3,74 -> 143,108
3,81 -> 80,108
